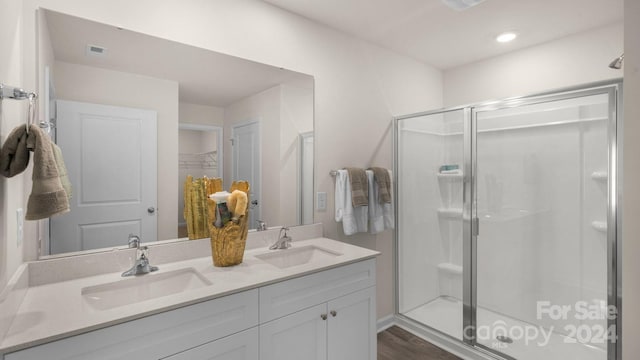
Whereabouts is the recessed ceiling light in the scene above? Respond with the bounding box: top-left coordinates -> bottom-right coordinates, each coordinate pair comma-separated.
496,32 -> 517,43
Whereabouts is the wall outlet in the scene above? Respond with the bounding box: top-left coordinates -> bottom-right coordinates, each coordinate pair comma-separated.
16,208 -> 24,247
316,192 -> 327,211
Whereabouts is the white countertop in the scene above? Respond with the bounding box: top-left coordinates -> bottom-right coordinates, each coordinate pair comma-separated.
0,236 -> 379,354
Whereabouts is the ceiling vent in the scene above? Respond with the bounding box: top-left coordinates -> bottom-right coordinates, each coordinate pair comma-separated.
86,44 -> 107,57
441,0 -> 486,11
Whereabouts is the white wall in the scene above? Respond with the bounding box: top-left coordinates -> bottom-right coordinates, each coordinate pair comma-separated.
52,61 -> 179,241
179,102 -> 224,127
20,0 -> 442,320
0,0 -> 26,294
622,1 -> 640,358
444,23 -> 623,107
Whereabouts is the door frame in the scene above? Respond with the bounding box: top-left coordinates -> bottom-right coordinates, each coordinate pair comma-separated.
298,131 -> 314,225
231,120 -> 261,228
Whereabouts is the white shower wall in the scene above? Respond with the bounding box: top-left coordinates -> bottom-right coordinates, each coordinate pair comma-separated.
398,111 -> 464,315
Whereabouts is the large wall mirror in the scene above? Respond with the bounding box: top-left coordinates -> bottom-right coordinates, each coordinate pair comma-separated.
37,9 -> 314,257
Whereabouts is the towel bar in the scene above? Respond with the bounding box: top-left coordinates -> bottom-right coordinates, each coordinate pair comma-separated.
0,83 -> 32,100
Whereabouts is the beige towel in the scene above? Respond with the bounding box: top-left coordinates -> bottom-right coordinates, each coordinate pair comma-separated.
25,126 -> 70,220
51,143 -> 72,201
369,167 -> 391,204
0,125 -> 31,177
346,167 -> 368,207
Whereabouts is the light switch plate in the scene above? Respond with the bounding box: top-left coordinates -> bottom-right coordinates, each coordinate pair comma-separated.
316,192 -> 327,211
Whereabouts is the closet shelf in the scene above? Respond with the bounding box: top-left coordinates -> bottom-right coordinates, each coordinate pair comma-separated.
437,262 -> 463,276
179,151 -> 217,170
437,208 -> 463,219
591,221 -> 607,233
590,171 -> 608,181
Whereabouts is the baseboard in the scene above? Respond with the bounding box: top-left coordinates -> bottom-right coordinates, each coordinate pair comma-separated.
377,314 -> 395,333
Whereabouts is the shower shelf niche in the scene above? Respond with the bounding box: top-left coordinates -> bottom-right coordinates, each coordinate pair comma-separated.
437,171 -> 463,180
437,262 -> 463,276
590,171 -> 608,182
591,221 -> 607,233
437,208 -> 463,219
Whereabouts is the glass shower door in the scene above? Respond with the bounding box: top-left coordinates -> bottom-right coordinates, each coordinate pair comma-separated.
396,109 -> 466,340
472,90 -> 614,360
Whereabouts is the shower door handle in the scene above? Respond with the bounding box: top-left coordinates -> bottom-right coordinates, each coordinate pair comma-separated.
472,217 -> 479,236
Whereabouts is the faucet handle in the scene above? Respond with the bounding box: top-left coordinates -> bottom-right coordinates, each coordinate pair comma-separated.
279,227 -> 292,248
138,246 -> 150,260
128,234 -> 140,249
256,220 -> 267,231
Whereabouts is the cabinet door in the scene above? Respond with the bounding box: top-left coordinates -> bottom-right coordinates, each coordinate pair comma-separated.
259,303 -> 327,360
327,287 -> 376,360
162,327 -> 258,360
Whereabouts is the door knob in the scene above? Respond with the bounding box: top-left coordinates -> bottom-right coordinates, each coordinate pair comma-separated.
147,207 -> 156,214
330,310 -> 337,317
320,314 -> 328,320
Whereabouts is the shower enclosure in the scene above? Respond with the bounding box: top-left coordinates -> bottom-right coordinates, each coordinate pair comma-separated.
394,81 -> 621,360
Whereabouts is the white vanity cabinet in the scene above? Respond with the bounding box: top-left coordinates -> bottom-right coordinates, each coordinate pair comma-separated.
259,259 -> 376,360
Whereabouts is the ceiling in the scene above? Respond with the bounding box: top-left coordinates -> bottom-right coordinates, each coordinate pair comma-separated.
262,0 -> 624,70
44,10 -> 312,107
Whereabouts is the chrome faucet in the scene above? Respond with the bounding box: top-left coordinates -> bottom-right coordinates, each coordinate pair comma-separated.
122,234 -> 159,277
269,227 -> 292,250
256,220 -> 267,231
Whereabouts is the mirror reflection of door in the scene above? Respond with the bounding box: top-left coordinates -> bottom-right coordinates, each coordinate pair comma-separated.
178,124 -> 223,238
299,132 -> 314,225
232,121 -> 261,230
51,100 -> 157,254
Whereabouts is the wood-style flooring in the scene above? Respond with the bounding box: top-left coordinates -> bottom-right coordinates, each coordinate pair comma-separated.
378,326 -> 462,360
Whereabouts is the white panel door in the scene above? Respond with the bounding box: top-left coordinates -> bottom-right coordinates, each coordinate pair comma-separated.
259,304 -> 327,360
51,100 -> 157,254
163,328 -> 258,360
327,287 -> 377,360
232,121 -> 260,229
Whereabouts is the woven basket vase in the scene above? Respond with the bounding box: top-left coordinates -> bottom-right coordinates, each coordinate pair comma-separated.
207,185 -> 250,267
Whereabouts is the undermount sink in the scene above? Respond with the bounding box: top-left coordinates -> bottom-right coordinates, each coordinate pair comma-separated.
255,245 -> 342,269
82,268 -> 212,310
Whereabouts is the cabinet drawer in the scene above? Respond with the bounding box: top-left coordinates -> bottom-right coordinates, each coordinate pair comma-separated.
6,289 -> 259,360
260,259 -> 375,323
163,327 -> 258,360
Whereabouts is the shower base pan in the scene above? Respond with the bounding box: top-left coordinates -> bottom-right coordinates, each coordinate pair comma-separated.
404,296 -> 606,360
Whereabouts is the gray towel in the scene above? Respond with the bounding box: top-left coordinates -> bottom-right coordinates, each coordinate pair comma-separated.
0,125 -> 31,177
368,167 -> 391,204
51,142 -> 72,201
346,167 -> 368,207
25,126 -> 70,220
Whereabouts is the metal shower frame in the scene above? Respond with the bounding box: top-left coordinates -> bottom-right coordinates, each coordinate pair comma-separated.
393,79 -> 622,360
